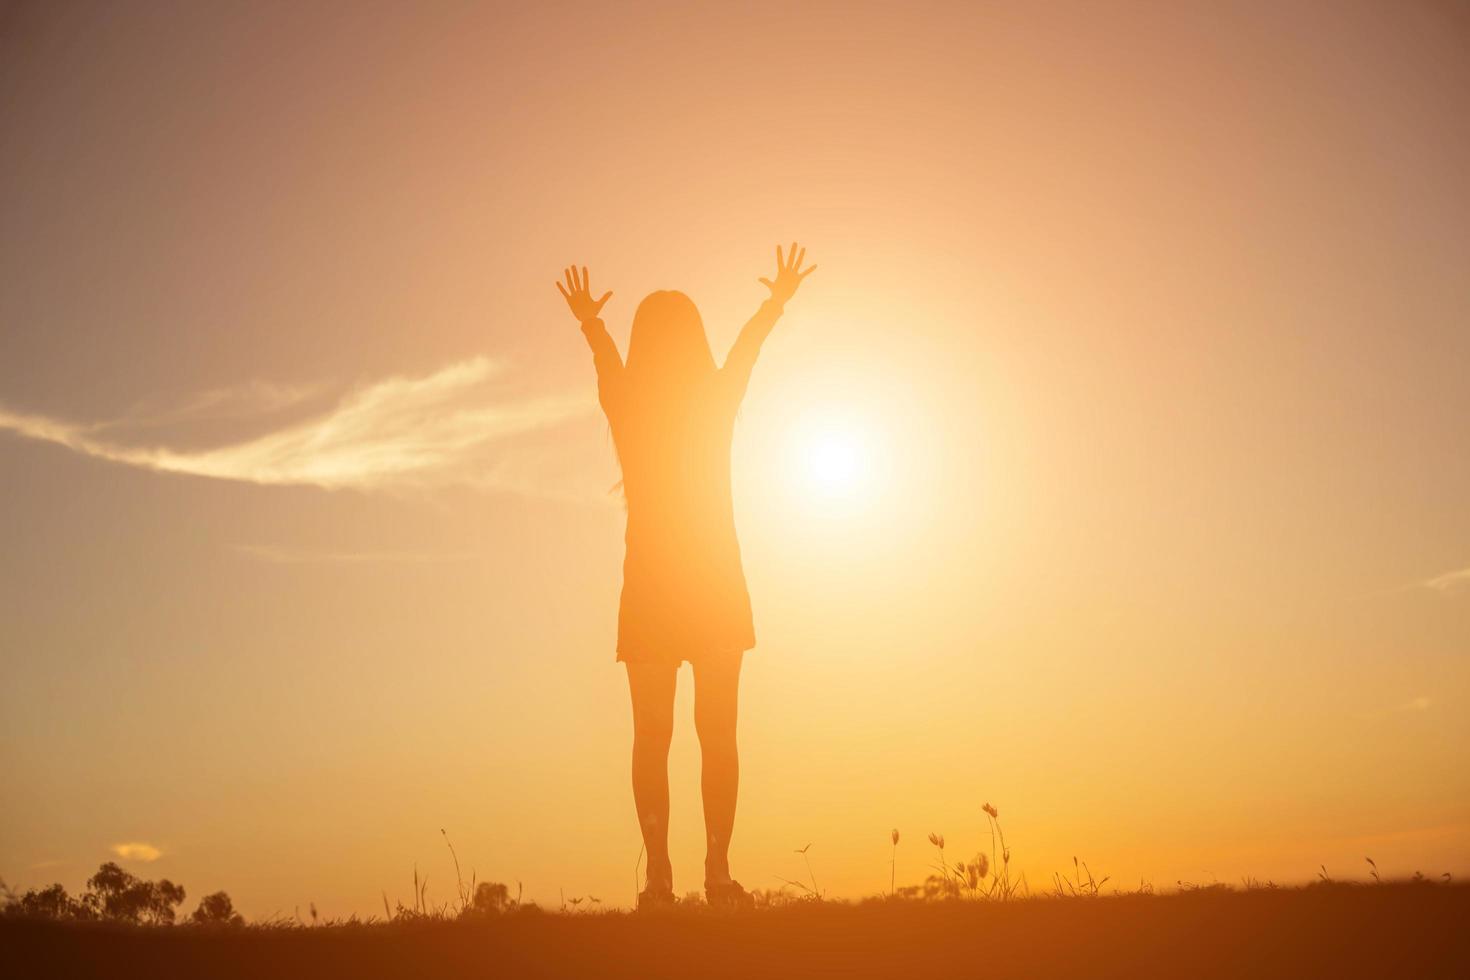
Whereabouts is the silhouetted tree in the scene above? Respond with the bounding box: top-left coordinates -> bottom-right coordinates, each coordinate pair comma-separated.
190,891 -> 244,926
83,862 -> 186,924
469,881 -> 510,915
4,883 -> 89,921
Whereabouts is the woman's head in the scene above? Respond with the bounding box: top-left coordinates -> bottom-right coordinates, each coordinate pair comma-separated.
625,290 -> 715,387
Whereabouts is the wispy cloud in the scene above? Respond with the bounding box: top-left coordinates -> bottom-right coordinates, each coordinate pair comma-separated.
97,378 -> 326,429
1365,566 -> 1470,600
1358,695 -> 1433,721
1422,567 -> 1470,595
233,544 -> 478,564
0,358 -> 592,493
111,842 -> 162,862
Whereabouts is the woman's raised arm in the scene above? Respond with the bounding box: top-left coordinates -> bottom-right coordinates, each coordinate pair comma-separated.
722,243 -> 816,403
557,265 -> 622,411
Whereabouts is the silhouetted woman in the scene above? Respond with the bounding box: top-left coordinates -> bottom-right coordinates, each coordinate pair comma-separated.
557,244 -> 815,909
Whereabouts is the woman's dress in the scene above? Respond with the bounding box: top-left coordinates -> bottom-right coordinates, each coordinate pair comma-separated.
581,301 -> 780,664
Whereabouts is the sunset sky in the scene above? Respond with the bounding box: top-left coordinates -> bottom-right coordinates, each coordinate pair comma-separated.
2,0 -> 1467,916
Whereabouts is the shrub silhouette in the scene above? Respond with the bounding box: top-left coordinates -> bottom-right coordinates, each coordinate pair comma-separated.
469,882 -> 510,916
7,882 -> 87,920
2,863 -> 188,924
191,891 -> 244,926
85,862 -> 186,924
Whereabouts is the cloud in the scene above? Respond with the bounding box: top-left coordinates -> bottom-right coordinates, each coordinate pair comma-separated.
98,378 -> 326,429
1366,566 -> 1470,600
1423,568 -> 1470,595
0,358 -> 593,492
233,544 -> 478,564
1359,695 -> 1433,721
111,842 -> 162,862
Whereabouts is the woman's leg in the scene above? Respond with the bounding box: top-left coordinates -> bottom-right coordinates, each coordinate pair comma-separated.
692,651 -> 743,886
626,660 -> 679,891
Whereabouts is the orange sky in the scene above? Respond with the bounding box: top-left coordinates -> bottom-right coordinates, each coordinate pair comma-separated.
2,0 -> 1468,915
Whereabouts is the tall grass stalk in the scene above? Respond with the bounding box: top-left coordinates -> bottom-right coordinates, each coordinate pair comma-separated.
890,830 -> 900,897
797,844 -> 819,897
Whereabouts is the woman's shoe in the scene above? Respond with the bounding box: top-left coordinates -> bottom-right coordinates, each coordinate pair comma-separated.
704,878 -> 754,909
637,882 -> 676,911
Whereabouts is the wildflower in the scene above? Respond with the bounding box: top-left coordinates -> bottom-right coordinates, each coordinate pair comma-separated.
891,829 -> 900,846
983,803 -> 998,819
928,833 -> 945,849
976,853 -> 990,878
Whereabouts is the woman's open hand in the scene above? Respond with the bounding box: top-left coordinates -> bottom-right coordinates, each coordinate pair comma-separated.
556,265 -> 612,324
758,242 -> 816,305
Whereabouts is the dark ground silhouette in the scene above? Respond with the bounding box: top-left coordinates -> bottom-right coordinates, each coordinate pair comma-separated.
5,882 -> 1467,979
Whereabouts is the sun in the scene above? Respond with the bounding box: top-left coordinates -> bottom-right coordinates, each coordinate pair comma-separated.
806,432 -> 863,494
749,376 -> 906,525
796,420 -> 872,500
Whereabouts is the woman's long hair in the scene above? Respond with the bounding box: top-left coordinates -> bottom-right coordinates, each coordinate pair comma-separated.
624,290 -> 716,406
612,290 -> 717,500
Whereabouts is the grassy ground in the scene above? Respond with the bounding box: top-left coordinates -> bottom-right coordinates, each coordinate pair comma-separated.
4,883 -> 1467,979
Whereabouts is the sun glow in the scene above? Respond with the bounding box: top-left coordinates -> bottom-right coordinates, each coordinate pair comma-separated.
805,431 -> 864,495
794,415 -> 874,503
